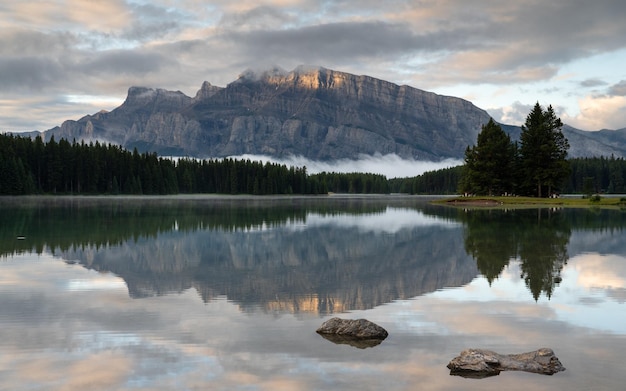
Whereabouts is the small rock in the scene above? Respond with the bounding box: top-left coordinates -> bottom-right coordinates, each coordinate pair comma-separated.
316,317 -> 388,340
447,348 -> 566,378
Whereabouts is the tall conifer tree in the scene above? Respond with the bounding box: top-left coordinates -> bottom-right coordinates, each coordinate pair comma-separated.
519,103 -> 570,197
461,118 -> 516,196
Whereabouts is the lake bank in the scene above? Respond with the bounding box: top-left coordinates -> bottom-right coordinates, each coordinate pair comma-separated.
434,195 -> 626,208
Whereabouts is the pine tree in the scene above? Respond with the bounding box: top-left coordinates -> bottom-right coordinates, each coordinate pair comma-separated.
519,103 -> 570,197
461,118 -> 516,196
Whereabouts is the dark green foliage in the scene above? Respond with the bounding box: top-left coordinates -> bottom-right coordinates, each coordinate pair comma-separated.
0,134 -> 322,195
0,133 -> 393,196
518,103 -> 570,197
394,156 -> 626,196
388,166 -> 462,194
460,118 -> 517,196
457,104 -> 570,197
310,172 -> 389,194
589,194 -> 602,203
563,155 -> 626,194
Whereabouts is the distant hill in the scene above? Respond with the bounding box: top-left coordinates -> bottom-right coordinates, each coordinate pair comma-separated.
38,66 -> 626,160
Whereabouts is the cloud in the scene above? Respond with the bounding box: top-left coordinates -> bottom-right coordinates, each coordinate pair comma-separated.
218,5 -> 297,31
304,208 -> 460,234
230,153 -> 463,178
3,0 -> 626,131
487,101 -> 534,126
226,21 -> 423,68
0,57 -> 65,90
565,95 -> 626,131
580,78 -> 608,88
608,80 -> 626,96
77,50 -> 173,77
573,253 -> 626,291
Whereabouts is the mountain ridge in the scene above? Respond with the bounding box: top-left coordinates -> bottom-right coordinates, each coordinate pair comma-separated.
36,66 -> 626,160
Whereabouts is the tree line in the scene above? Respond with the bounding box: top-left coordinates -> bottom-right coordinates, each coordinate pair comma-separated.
389,166 -> 463,195
0,134 -> 322,195
2,123 -> 625,196
0,134 -> 391,195
389,156 -> 626,195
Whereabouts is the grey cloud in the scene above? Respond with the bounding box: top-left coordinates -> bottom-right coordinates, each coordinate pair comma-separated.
0,29 -> 76,56
580,78 -> 608,88
219,6 -> 296,31
500,1 -> 626,62
608,80 -> 626,96
227,21 -> 449,65
0,48 -> 174,93
398,1 -> 626,83
0,57 -> 64,89
122,3 -> 187,42
78,50 -> 174,76
121,20 -> 181,42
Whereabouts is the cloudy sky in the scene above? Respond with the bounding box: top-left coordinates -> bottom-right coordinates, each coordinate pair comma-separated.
2,0 -> 626,133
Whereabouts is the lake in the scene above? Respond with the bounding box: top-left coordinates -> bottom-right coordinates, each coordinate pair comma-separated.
1,195 -> 625,390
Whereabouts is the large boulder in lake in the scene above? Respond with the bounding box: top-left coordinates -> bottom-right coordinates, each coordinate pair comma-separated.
316,318 -> 388,348
447,348 -> 566,378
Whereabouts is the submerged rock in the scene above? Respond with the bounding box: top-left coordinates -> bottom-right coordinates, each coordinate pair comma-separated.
316,318 -> 388,341
447,348 -> 566,378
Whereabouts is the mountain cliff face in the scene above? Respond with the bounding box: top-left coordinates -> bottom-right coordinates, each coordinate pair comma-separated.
43,66 -> 626,160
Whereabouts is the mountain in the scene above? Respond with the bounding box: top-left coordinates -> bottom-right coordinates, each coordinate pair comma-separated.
42,66 -> 626,160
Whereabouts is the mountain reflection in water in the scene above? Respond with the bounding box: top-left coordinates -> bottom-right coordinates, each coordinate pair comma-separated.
1,197 -> 625,313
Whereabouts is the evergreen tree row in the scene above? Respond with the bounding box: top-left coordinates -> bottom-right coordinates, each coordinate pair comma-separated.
563,156 -> 626,194
388,166 -> 462,195
388,157 -> 626,195
310,172 -> 390,194
3,132 -> 625,196
0,134 -> 324,195
0,134 -> 394,196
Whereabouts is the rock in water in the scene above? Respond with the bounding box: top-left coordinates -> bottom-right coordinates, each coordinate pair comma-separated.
316,318 -> 388,340
447,348 -> 566,378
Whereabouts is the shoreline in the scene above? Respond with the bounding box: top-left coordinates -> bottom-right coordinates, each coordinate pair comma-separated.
434,195 -> 626,208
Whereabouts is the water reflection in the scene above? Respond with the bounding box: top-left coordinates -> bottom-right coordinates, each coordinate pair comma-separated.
0,197 -> 474,315
459,208 -> 570,300
1,197 -> 625,309
1,197 -> 626,391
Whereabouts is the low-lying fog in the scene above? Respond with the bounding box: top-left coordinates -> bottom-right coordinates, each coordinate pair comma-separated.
229,153 -> 462,178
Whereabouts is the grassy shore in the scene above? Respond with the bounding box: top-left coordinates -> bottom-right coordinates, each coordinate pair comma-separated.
434,195 -> 626,208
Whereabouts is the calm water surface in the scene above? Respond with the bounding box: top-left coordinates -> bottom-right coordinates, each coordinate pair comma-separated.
1,196 -> 625,390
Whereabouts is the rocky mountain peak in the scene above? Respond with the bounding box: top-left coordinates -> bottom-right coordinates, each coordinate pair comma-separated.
40,66 -> 626,160
194,81 -> 223,101
234,66 -> 289,83
125,86 -> 157,104
232,65 -> 346,90
121,86 -> 191,113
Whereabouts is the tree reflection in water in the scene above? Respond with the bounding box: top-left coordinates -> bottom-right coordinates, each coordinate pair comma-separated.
460,208 -> 570,300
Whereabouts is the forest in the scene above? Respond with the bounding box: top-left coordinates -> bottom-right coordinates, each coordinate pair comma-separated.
0,134 -> 387,195
389,157 -> 626,195
1,133 -> 625,196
